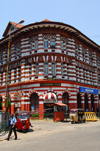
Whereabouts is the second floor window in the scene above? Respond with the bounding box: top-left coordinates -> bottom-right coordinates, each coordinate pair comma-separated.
61,63 -> 64,75
50,38 -> 55,48
36,62 -> 39,75
44,62 -> 49,75
34,38 -> 38,50
44,38 -> 48,49
52,62 -> 56,75
60,40 -> 63,50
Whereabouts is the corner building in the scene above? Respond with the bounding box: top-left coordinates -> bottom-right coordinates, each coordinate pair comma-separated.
0,19 -> 100,118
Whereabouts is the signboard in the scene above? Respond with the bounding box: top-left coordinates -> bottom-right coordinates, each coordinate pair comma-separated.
40,83 -> 61,86
44,99 -> 56,103
79,87 -> 98,94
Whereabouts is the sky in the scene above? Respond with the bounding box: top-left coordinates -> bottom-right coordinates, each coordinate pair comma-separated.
0,0 -> 100,45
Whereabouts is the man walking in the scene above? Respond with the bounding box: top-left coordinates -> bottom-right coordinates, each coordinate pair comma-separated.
7,114 -> 17,141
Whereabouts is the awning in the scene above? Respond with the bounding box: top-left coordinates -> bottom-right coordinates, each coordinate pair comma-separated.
53,103 -> 67,107
44,92 -> 57,100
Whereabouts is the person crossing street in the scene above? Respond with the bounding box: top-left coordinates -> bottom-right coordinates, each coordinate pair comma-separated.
7,114 -> 17,141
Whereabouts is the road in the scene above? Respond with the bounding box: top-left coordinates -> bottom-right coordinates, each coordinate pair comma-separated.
0,120 -> 100,151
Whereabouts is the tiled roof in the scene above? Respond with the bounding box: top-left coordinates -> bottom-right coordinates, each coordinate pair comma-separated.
42,19 -> 51,22
10,21 -> 24,28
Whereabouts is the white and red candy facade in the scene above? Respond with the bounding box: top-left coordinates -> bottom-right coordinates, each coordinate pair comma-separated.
0,19 -> 100,118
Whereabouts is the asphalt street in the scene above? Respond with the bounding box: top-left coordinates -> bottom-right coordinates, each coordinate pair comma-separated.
0,120 -> 100,151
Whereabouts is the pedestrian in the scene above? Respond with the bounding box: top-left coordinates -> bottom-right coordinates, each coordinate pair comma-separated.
6,114 -> 17,141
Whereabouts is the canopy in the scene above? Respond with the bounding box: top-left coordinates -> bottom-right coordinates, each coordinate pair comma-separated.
53,103 -> 67,107
44,92 -> 57,100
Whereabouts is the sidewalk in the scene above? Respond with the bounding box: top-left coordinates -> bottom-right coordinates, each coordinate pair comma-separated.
0,131 -> 8,141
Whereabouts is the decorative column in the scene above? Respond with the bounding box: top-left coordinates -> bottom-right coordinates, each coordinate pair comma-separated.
38,34 -> 43,53
2,71 -> 6,86
55,34 -> 60,53
67,38 -> 75,57
11,103 -> 15,114
78,45 -> 83,61
39,94 -> 44,119
11,69 -> 15,84
94,94 -> 99,112
63,63 -> 67,79
87,94 -> 91,112
80,93 -> 85,110
21,59 -> 26,82
31,64 -> 35,80
16,68 -> 21,83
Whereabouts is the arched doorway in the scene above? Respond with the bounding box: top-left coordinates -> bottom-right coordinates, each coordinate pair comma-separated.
77,93 -> 81,108
44,92 -> 57,113
85,94 -> 88,111
0,95 -> 2,110
30,93 -> 39,111
91,94 -> 95,112
62,92 -> 69,112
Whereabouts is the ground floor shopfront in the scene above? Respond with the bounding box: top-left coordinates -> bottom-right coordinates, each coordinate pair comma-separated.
0,81 -> 99,119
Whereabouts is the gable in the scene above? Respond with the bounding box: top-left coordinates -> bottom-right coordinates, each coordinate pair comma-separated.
3,21 -> 24,37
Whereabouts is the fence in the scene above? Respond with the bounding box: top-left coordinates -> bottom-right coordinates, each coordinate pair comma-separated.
0,120 -> 6,133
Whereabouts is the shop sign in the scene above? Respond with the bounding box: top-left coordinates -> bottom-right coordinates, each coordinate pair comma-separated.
40,83 -> 61,86
79,87 -> 98,94
44,99 -> 56,103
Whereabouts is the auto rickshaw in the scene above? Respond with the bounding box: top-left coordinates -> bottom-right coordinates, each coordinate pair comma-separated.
15,111 -> 30,132
69,108 -> 85,124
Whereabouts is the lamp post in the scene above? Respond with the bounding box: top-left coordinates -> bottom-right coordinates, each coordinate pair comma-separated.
4,19 -> 24,120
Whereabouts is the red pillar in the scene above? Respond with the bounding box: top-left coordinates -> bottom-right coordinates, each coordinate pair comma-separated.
94,94 -> 98,112
39,96 -> 44,119
11,104 -> 15,114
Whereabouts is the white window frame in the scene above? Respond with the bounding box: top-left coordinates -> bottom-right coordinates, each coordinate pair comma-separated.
44,38 -> 48,49
34,40 -> 38,50
52,62 -> 56,75
44,62 -> 49,75
50,38 -> 55,48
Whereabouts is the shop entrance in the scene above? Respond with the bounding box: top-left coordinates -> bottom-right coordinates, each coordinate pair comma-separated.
30,93 -> 39,111
44,92 -> 57,114
77,93 -> 81,108
44,103 -> 54,113
91,94 -> 95,112
85,94 -> 88,111
62,92 -> 69,113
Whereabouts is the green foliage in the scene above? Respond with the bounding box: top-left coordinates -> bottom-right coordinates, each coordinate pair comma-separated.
7,99 -> 11,107
31,113 -> 39,117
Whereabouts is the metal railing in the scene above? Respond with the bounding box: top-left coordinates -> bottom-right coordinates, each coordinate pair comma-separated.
0,120 -> 6,133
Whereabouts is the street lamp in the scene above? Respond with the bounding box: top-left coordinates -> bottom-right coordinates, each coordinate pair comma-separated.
4,19 -> 24,120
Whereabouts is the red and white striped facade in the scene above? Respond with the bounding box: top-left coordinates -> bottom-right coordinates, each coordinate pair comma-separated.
0,19 -> 100,118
